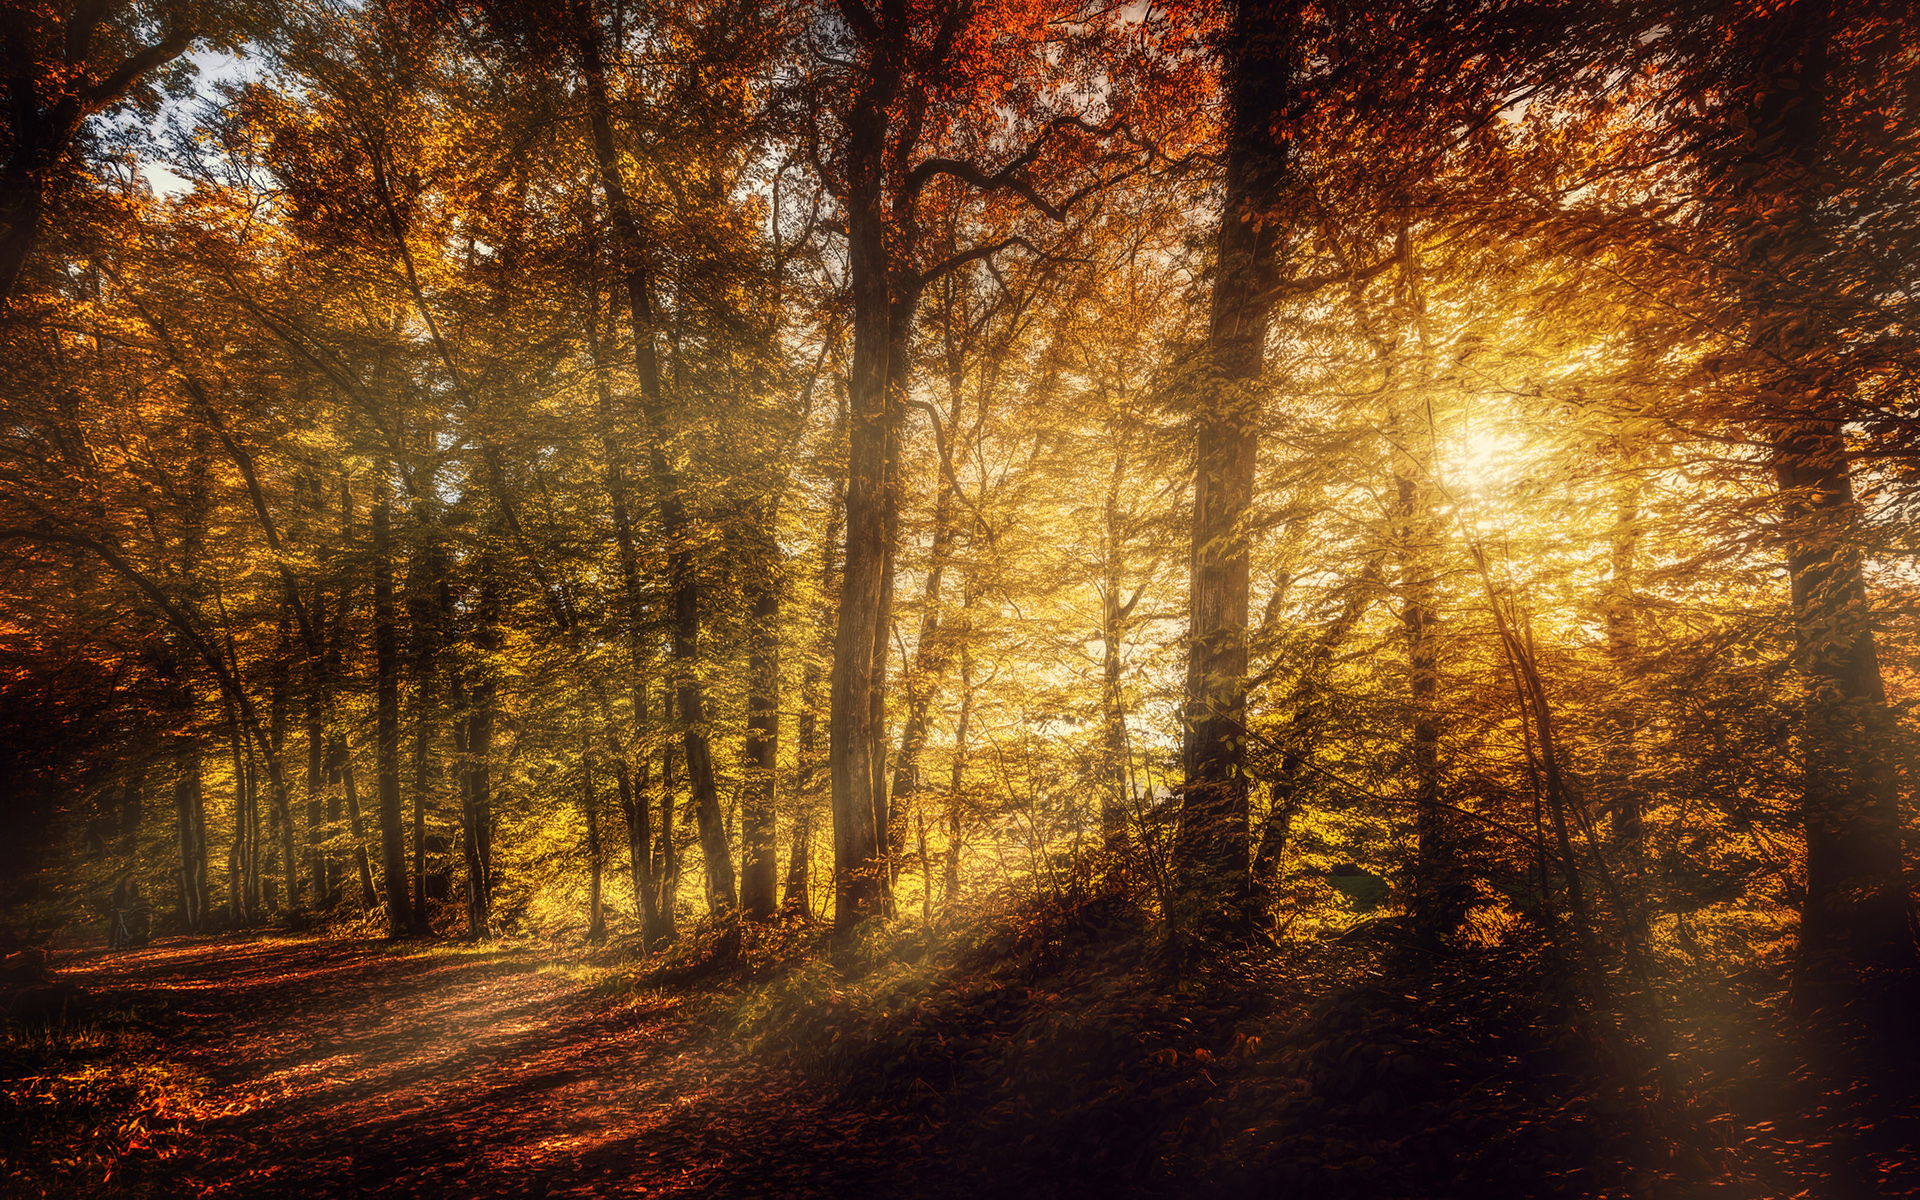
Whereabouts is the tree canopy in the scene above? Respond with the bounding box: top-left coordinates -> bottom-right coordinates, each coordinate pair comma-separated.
2,0 -> 1917,1189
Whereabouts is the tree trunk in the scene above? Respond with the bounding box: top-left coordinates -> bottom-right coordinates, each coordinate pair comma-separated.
576,6 -> 736,916
455,697 -> 496,938
408,530 -> 446,935
612,711 -> 664,947
227,716 -> 252,925
740,527 -> 781,922
332,738 -> 378,909
1388,389 -> 1455,933
828,48 -> 904,931
1602,449 -> 1644,874
305,669 -> 328,908
582,257 -> 668,947
887,395 -> 960,869
173,744 -> 207,932
372,481 -> 412,936
409,688 -> 433,932
583,748 -> 607,943
945,598 -> 976,910
657,688 -> 681,928
1100,449 -> 1133,848
1715,0 -> 1913,992
870,324 -> 908,906
785,419 -> 844,919
1176,0 -> 1293,920
270,605 -> 300,914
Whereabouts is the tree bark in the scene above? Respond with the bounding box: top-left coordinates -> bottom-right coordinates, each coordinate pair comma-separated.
227,716 -> 254,924
1714,0 -> 1913,992
305,651 -> 329,908
611,708 -> 664,947
582,257 -> 669,947
786,447 -> 843,920
828,34 -> 906,931
886,390 -> 961,870
583,748 -> 607,943
741,527 -> 781,922
453,550 -> 500,940
173,745 -> 207,932
1388,384 -> 1456,932
657,688 -> 681,927
407,526 -> 447,935
269,604 -> 300,914
945,595 -> 977,910
372,477 -> 412,935
330,737 -> 379,909
1176,0 -> 1293,919
1602,446 -> 1644,874
1099,448 -> 1138,848
575,4 -> 736,915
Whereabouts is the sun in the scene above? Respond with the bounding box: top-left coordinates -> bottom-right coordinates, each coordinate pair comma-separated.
1450,424 -> 1530,495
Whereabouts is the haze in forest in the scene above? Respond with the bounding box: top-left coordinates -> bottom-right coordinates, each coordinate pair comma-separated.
1,0 -> 1916,1196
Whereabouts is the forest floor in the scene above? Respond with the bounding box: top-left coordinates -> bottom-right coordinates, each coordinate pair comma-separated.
7,903 -> 1915,1199
12,932 -> 922,1198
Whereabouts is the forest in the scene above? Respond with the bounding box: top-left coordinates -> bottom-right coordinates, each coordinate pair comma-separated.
0,0 -> 1916,1195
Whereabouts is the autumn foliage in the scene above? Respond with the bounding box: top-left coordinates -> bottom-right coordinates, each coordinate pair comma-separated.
1,0 -> 1917,1195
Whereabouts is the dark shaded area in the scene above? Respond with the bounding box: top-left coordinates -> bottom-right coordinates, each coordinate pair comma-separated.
41,936 -> 920,1198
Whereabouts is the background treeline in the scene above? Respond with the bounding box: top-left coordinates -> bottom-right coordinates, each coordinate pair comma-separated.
1,0 -> 1915,1037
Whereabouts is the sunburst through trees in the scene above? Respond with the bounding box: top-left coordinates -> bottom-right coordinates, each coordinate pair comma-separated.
2,0 -> 1917,1195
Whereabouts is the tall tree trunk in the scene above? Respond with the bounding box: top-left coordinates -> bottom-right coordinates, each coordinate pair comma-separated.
658,692 -> 680,928
1100,448 -> 1136,848
946,595 -> 976,909
409,684 -> 433,932
172,445 -> 212,932
583,256 -> 667,947
887,392 -> 961,868
323,479 -> 355,905
740,522 -> 781,922
1602,447 -> 1644,875
305,654 -> 328,908
576,7 -> 736,915
1716,0 -> 1913,993
870,317 -> 910,905
612,706 -> 663,947
331,738 -> 378,909
829,46 -> 905,931
1176,0 -> 1293,921
1389,390 -> 1454,933
408,530 -> 445,935
174,744 -> 207,932
583,747 -> 607,943
455,696 -> 497,938
786,453 -> 843,919
453,549 -> 500,940
270,605 -> 300,913
227,715 -> 252,925
372,477 -> 412,935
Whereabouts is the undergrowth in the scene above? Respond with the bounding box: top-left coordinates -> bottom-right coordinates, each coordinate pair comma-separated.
597,881 -> 1870,1199
0,1009 -> 209,1197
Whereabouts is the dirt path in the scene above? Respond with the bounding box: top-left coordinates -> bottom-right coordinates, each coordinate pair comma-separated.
59,935 -> 913,1198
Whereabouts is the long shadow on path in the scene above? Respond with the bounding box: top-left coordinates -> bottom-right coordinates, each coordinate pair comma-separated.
62,936 -> 918,1198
